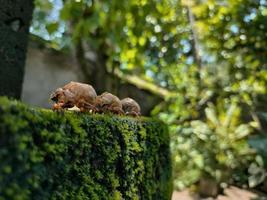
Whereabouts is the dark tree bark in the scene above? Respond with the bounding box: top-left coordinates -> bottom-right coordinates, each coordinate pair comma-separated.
0,0 -> 34,98
187,5 -> 202,69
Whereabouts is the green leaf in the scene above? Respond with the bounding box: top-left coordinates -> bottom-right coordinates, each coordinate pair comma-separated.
234,124 -> 251,139
60,2 -> 72,20
191,120 -> 212,140
248,162 -> 266,188
46,22 -> 59,34
205,106 -> 219,126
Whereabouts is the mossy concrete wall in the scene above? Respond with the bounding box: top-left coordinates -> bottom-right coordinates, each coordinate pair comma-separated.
0,97 -> 172,200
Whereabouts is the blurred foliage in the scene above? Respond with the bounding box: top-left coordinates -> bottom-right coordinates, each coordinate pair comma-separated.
32,0 -> 267,190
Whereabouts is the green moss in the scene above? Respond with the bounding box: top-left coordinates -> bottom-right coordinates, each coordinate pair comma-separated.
0,97 -> 172,200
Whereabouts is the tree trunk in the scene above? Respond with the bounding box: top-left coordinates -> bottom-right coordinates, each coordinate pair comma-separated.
187,5 -> 202,69
74,39 -> 162,115
0,0 -> 34,99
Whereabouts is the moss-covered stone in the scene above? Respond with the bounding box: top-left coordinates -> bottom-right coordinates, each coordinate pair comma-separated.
0,97 -> 172,200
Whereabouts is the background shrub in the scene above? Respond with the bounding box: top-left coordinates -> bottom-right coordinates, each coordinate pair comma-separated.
0,97 -> 172,200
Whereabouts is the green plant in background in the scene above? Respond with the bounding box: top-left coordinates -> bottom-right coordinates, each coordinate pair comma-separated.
31,0 -> 267,191
0,97 -> 172,200
153,0 -> 267,190
248,112 -> 267,188
160,97 -> 257,189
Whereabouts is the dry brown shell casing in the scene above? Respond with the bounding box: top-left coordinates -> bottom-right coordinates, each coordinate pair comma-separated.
121,97 -> 141,117
50,81 -> 97,112
95,92 -> 124,115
